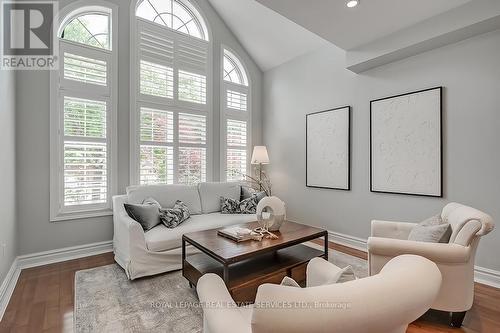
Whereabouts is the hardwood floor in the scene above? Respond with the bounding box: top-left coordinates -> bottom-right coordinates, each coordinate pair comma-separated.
0,253 -> 115,333
1,247 -> 499,333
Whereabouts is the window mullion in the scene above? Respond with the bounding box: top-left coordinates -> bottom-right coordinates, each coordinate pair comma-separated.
173,111 -> 179,184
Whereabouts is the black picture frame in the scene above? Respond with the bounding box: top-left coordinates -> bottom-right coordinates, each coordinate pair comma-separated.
306,106 -> 351,191
370,86 -> 443,197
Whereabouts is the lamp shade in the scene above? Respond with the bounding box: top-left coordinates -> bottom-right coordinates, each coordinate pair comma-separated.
251,146 -> 270,164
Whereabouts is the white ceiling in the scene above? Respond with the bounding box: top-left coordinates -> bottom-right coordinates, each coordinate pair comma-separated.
207,0 -> 328,71
255,0 -> 473,50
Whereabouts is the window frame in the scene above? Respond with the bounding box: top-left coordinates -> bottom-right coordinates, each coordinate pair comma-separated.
130,0 -> 213,186
50,1 -> 118,221
220,46 -> 252,182
135,0 -> 209,41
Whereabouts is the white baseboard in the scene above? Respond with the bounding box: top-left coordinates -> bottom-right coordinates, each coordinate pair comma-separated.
0,259 -> 21,322
327,230 -> 500,289
474,265 -> 500,289
0,240 -> 113,321
17,240 -> 113,269
328,231 -> 367,252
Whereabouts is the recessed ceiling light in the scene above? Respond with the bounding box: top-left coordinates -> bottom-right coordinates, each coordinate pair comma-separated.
346,0 -> 359,8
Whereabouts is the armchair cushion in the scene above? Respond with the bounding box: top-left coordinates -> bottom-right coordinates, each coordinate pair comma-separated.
408,215 -> 451,243
371,220 -> 415,239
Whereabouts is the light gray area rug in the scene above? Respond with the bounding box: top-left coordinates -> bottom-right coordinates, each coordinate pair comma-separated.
75,249 -> 367,333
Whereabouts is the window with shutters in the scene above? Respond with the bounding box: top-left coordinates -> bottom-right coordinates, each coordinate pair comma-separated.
221,48 -> 251,182
131,0 -> 211,185
50,3 -> 117,221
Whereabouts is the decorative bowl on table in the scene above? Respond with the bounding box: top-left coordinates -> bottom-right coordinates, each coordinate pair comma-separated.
256,196 -> 286,232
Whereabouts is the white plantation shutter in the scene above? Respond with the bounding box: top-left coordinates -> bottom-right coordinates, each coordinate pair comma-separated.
140,60 -> 174,99
226,90 -> 247,111
63,53 -> 107,86
64,141 -> 107,205
178,70 -> 206,104
226,119 -> 247,181
222,48 -> 251,181
179,113 -> 206,144
133,15 -> 211,185
139,107 -> 175,184
179,113 -> 207,184
51,6 -> 117,221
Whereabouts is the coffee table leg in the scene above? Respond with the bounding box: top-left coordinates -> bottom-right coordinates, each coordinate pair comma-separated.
182,238 -> 187,286
223,264 -> 229,284
324,232 -> 329,261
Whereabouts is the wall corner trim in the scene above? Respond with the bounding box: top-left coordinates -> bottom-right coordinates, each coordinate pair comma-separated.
0,258 -> 21,322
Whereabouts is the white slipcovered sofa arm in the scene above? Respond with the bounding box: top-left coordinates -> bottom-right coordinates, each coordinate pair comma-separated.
112,195 -> 147,260
368,237 -> 471,264
371,220 -> 416,239
197,274 -> 251,333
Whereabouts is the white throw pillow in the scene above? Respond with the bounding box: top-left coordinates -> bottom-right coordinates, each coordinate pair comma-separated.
281,264 -> 357,288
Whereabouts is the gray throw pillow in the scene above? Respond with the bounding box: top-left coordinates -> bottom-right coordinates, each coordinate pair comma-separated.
241,186 -> 266,203
241,186 -> 256,200
408,214 -> 452,243
124,197 -> 161,231
159,200 -> 191,228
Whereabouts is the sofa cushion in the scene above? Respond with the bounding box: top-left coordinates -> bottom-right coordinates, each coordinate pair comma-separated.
127,184 -> 202,215
198,182 -> 241,213
144,213 -> 256,252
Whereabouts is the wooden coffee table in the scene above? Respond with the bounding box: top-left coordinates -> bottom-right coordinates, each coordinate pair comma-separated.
182,221 -> 328,303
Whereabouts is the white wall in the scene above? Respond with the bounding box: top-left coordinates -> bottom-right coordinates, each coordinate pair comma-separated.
15,0 -> 262,255
0,67 -> 17,281
263,30 -> 500,271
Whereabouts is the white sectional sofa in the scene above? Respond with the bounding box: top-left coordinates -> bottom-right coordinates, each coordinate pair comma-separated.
113,182 -> 257,279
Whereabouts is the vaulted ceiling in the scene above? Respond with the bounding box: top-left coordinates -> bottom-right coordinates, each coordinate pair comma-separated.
208,0 -> 500,73
254,0 -> 472,50
207,0 -> 327,71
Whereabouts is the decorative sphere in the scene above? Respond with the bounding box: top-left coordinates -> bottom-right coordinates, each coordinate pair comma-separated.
256,196 -> 286,231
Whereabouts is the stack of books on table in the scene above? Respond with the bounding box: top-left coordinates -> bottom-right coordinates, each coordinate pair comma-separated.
217,226 -> 254,242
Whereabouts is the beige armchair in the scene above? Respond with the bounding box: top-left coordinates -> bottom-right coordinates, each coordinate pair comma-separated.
368,202 -> 494,327
197,255 -> 441,333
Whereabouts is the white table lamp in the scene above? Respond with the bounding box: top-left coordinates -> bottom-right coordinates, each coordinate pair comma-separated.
251,146 -> 269,165
251,146 -> 269,191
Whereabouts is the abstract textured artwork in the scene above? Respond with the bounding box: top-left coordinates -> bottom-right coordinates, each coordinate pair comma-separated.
370,87 -> 442,197
306,106 -> 351,190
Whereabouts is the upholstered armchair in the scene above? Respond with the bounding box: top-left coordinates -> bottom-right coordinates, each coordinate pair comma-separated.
368,202 -> 494,327
197,255 -> 441,333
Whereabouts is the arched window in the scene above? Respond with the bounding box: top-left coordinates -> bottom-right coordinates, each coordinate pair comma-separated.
136,0 -> 208,40
61,13 -> 110,49
131,0 -> 211,185
223,49 -> 248,86
50,3 -> 117,221
221,48 -> 251,182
